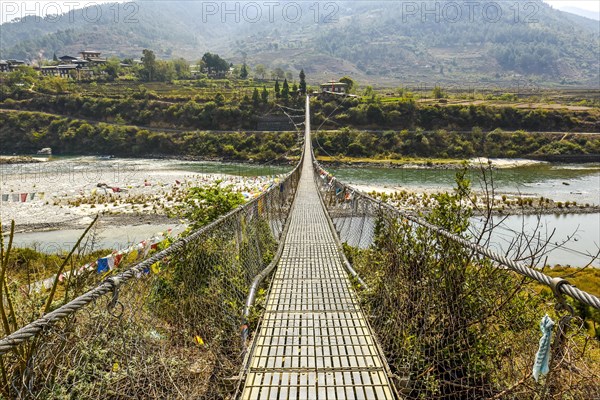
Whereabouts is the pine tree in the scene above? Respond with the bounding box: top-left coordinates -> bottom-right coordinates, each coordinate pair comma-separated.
261,86 -> 269,103
240,63 -> 249,79
299,69 -> 307,94
53,53 -> 58,62
252,87 -> 260,107
282,79 -> 290,100
274,79 -> 281,98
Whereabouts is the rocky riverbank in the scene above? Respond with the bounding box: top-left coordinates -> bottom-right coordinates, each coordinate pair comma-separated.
0,155 -> 48,164
1,157 -> 285,234
357,184 -> 600,216
318,156 -> 547,170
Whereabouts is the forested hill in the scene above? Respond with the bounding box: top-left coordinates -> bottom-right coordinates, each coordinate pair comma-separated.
1,0 -> 598,86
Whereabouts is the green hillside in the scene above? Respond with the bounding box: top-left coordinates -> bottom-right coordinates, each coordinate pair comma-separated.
1,0 -> 598,86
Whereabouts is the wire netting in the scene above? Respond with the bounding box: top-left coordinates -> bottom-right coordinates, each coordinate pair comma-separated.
0,163 -> 301,399
313,160 -> 600,400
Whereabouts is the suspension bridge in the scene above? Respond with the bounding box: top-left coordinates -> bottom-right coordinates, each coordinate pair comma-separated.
239,98 -> 395,399
0,96 -> 598,399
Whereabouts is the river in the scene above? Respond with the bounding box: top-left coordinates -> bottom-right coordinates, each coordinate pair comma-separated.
3,158 -> 598,266
329,161 -> 599,267
328,162 -> 600,205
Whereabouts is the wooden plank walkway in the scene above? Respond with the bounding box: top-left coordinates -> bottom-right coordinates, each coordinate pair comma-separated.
240,98 -> 394,399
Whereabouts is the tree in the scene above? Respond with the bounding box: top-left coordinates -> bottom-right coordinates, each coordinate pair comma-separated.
5,66 -> 37,91
299,69 -> 307,94
179,183 -> 245,230
172,58 -> 190,79
272,67 -> 285,80
433,85 -> 446,99
274,79 -> 281,98
201,52 -> 229,75
240,63 -> 249,79
52,53 -> 58,62
155,60 -> 176,82
103,57 -> 121,81
366,104 -> 384,123
140,49 -> 156,82
252,87 -> 260,107
339,76 -> 354,92
254,64 -> 266,80
214,93 -> 225,106
281,79 -> 289,100
261,86 -> 269,103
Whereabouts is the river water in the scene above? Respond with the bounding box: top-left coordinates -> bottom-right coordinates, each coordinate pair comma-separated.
11,224 -> 187,253
4,158 -> 598,266
470,214 -> 599,268
329,162 -> 600,205
329,162 -> 599,267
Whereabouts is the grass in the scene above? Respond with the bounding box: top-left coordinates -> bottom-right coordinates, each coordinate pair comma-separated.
542,265 -> 600,297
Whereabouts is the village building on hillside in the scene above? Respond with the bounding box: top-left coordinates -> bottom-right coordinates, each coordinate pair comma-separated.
317,81 -> 357,99
80,50 -> 101,59
80,51 -> 106,63
320,81 -> 349,94
40,64 -> 90,78
0,59 -> 28,72
38,51 -> 108,79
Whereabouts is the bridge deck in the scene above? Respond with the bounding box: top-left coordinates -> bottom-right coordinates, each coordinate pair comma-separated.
240,100 -> 394,399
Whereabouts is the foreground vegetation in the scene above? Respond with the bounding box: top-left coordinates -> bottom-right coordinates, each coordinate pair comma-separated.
341,172 -> 599,398
0,181 -> 284,398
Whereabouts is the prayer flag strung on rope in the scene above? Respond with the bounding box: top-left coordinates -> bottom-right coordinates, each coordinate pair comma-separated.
97,258 -> 109,274
107,256 -> 116,270
2,192 -> 46,203
114,254 -> 123,268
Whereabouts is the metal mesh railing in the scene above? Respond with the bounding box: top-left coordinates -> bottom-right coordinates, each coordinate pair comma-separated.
313,157 -> 600,400
0,155 -> 302,399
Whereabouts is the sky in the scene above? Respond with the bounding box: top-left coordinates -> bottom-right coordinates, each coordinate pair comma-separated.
1,0 -> 599,23
545,1 -> 600,12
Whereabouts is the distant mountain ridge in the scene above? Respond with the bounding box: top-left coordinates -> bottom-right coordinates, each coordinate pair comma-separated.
1,0 -> 598,87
